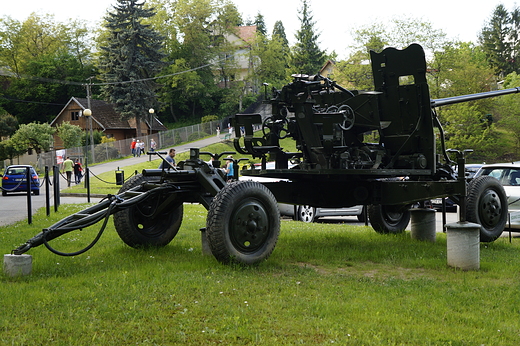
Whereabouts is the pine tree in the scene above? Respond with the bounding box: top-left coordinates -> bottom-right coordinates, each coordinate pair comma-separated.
254,13 -> 267,36
479,4 -> 513,77
291,0 -> 326,75
100,0 -> 166,136
272,20 -> 289,48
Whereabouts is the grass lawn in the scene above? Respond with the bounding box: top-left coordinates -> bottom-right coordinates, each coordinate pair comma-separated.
1,203 -> 520,345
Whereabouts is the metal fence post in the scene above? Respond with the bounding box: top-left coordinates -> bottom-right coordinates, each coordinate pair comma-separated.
26,167 -> 32,225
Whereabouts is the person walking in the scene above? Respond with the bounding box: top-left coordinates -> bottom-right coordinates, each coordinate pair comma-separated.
131,138 -> 137,157
158,148 -> 176,169
73,159 -> 83,184
150,138 -> 156,152
135,140 -> 141,157
62,156 -> 74,187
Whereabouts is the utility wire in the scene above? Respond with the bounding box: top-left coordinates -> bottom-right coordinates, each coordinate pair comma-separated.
0,56 -> 229,87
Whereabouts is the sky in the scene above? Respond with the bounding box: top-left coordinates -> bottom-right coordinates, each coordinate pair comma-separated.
2,0 -> 519,59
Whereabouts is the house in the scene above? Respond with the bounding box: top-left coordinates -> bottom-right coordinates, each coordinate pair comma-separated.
215,25 -> 258,89
320,60 -> 336,78
50,97 -> 167,149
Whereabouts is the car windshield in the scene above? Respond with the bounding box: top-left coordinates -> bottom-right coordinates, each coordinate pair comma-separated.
480,167 -> 520,186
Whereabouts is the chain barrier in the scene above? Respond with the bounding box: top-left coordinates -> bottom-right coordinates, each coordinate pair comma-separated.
0,180 -> 25,192
88,169 -> 137,185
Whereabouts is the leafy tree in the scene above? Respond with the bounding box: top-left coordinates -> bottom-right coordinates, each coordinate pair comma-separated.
253,34 -> 290,88
156,0 -> 245,121
291,0 -> 326,74
56,121 -> 83,148
495,72 -> 520,156
0,14 -> 95,124
431,43 -> 503,161
0,139 -> 26,164
10,122 -> 55,153
0,113 -> 18,138
2,53 -> 94,124
99,0 -> 166,137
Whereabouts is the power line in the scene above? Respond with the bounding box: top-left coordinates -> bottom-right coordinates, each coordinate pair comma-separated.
0,56 -> 229,87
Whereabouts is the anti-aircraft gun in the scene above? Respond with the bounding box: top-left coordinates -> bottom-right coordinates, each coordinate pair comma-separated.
12,44 -> 518,265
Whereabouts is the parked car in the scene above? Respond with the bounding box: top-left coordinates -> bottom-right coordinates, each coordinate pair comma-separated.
279,203 -> 366,223
1,165 -> 40,196
241,162 -> 366,223
474,162 -> 520,229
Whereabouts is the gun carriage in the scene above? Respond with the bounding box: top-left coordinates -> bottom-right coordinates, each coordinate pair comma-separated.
13,44 -> 516,265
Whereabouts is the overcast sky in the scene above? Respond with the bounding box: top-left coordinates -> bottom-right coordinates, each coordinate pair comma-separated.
2,0 -> 519,59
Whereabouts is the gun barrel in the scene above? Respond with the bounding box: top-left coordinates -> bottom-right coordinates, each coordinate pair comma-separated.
431,87 -> 520,107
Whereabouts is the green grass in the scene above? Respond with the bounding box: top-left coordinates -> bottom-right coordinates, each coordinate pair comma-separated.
63,136 -> 298,196
1,203 -> 520,345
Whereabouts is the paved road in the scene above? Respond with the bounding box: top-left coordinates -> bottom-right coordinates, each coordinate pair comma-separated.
0,134 -> 226,227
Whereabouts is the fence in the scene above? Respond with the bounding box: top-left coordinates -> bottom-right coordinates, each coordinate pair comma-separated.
36,120 -> 223,171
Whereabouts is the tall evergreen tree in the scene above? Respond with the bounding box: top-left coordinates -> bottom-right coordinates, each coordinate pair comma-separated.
254,12 -> 267,36
272,20 -> 290,63
272,20 -> 289,48
291,0 -> 326,74
100,0 -> 165,136
479,4 -> 513,77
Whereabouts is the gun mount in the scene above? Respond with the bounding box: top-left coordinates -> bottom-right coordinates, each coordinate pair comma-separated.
13,44 -> 514,266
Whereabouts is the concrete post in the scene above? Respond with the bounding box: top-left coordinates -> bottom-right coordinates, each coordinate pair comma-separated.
446,222 -> 480,270
410,208 -> 436,242
4,254 -> 32,277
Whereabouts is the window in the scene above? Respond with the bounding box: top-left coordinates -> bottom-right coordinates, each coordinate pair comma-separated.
71,111 -> 79,121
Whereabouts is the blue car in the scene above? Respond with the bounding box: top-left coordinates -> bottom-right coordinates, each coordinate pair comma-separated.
1,165 -> 40,196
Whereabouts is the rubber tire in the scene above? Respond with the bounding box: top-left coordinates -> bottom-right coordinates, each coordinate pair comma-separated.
2,190 -> 6,196
206,180 -> 280,265
113,174 -> 183,248
33,189 -> 39,196
368,204 -> 410,234
466,175 -> 507,242
297,205 -> 316,223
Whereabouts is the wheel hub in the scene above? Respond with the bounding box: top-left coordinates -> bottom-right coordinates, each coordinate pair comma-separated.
479,190 -> 502,227
231,200 -> 269,252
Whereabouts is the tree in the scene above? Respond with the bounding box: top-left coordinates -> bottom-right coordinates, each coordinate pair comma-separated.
431,43 -> 504,162
56,121 -> 83,148
10,123 -> 55,153
254,12 -> 267,36
291,0 -> 326,74
253,34 -> 290,88
0,113 -> 18,138
155,0 -> 246,121
272,20 -> 290,71
100,0 -> 166,137
0,14 -> 95,124
479,4 -> 514,77
0,139 -> 26,164
495,72 -> 520,157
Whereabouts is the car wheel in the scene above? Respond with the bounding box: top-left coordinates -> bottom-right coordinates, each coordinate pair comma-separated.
206,180 -> 280,265
113,174 -> 183,248
368,204 -> 410,234
466,176 -> 507,242
297,205 -> 316,223
33,190 -> 40,196
2,190 -> 6,196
